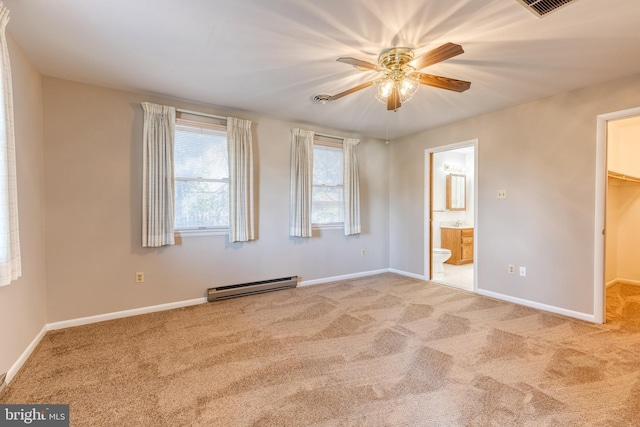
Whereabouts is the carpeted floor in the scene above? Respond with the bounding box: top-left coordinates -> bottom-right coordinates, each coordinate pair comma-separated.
3,273 -> 640,426
607,281 -> 640,329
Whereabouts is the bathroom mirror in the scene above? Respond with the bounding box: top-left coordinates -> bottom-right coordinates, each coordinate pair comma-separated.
446,173 -> 466,211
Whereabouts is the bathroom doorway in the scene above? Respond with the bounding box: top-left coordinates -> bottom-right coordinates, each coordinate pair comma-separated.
425,141 -> 477,292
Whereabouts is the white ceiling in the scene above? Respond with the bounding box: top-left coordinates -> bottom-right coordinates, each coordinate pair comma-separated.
4,0 -> 640,139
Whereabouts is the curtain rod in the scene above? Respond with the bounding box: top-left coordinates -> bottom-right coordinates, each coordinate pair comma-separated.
176,108 -> 227,122
315,133 -> 345,141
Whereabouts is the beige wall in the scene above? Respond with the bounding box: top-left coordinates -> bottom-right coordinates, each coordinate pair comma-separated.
42,77 -> 390,323
605,182 -> 620,283
608,116 -> 640,178
606,182 -> 640,283
0,37 -> 47,378
389,73 -> 640,317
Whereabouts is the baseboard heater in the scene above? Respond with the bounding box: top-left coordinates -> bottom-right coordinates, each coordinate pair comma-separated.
207,276 -> 298,301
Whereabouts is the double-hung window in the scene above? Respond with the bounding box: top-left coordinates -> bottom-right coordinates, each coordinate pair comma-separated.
173,120 -> 229,231
311,141 -> 344,225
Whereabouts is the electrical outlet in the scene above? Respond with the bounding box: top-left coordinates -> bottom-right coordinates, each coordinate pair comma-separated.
508,264 -> 515,274
519,267 -> 527,277
497,189 -> 507,199
361,249 -> 366,256
135,272 -> 144,283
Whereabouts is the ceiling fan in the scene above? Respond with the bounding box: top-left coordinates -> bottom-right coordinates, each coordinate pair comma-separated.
319,42 -> 470,112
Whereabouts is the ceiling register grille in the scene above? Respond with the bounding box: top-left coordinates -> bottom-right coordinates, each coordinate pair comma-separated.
515,0 -> 579,17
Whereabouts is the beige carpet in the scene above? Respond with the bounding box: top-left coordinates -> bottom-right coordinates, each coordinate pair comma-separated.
607,282 -> 640,329
3,273 -> 640,426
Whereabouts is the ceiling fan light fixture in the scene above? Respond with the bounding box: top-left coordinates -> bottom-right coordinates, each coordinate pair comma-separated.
332,42 -> 469,111
377,78 -> 394,99
399,75 -> 419,102
375,74 -> 419,104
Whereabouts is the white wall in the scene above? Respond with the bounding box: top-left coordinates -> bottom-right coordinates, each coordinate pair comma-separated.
42,77 -> 390,323
0,36 -> 47,379
389,72 -> 640,318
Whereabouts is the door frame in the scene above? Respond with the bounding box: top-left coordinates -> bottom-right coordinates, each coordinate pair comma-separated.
424,139 -> 478,290
594,106 -> 640,323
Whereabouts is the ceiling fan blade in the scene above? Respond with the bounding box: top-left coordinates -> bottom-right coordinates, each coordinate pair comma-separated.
328,80 -> 376,101
336,57 -> 381,71
410,42 -> 464,70
414,73 -> 471,92
387,86 -> 401,111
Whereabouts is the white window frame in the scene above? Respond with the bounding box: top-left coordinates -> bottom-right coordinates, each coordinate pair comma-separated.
312,139 -> 344,229
173,118 -> 229,237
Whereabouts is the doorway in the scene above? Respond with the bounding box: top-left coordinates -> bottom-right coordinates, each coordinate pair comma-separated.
595,107 -> 640,324
602,115 -> 640,325
425,140 -> 477,292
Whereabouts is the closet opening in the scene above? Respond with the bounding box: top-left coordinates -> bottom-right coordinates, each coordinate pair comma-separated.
604,115 -> 640,327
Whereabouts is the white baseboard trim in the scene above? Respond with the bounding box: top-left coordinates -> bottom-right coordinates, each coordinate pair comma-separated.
388,269 -> 426,281
606,278 -> 640,288
6,297 -> 207,385
476,289 -> 595,323
47,297 -> 207,331
299,269 -> 390,287
8,269 -> 403,385
6,271 -> 598,387
7,325 -> 47,384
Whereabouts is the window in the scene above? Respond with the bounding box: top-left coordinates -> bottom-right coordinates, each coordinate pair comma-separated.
174,121 -> 229,230
312,142 -> 343,224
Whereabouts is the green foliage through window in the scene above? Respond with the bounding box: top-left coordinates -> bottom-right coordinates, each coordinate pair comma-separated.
312,143 -> 343,224
174,124 -> 229,229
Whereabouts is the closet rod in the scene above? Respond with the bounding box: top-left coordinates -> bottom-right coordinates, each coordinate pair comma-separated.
608,171 -> 640,184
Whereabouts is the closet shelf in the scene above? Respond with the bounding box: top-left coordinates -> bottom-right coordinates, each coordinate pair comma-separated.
608,170 -> 640,184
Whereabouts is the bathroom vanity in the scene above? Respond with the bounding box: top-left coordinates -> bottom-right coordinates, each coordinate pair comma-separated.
441,227 -> 474,265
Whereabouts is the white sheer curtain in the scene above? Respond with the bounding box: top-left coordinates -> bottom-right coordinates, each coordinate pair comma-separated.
141,102 -> 176,247
0,2 -> 20,286
227,117 -> 254,242
343,137 -> 361,235
289,128 -> 314,237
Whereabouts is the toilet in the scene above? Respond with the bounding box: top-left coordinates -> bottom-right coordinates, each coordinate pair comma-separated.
432,248 -> 452,274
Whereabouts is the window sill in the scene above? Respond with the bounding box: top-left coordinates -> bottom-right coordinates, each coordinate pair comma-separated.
312,223 -> 344,230
175,228 -> 228,237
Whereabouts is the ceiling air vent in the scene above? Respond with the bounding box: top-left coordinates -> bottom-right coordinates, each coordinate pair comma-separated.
515,0 -> 579,17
